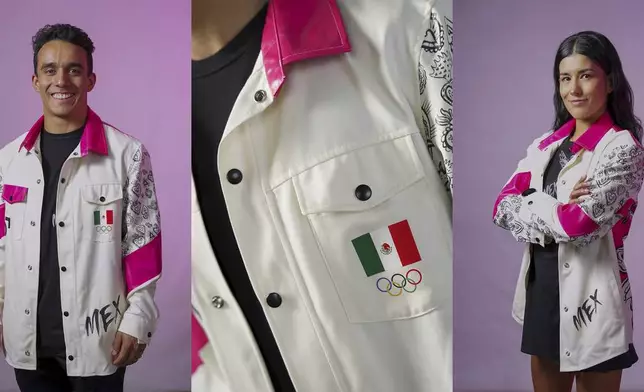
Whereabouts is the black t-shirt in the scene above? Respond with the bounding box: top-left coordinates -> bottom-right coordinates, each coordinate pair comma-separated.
192,5 -> 295,391
37,126 -> 84,360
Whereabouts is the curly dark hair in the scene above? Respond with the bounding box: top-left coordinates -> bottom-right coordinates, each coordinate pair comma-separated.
552,31 -> 642,141
32,24 -> 95,75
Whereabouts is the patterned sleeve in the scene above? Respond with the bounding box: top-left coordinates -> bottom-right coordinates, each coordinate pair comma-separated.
519,140 -> 644,247
492,136 -> 546,244
0,168 -> 5,321
418,0 -> 453,194
117,142 -> 162,343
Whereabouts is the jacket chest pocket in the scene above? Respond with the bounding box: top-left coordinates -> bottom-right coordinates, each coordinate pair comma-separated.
293,135 -> 452,323
78,184 -> 123,243
2,185 -> 29,240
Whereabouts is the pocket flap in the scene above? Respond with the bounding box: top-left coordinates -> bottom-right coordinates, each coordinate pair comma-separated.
2,184 -> 28,204
293,136 -> 424,214
82,183 -> 123,205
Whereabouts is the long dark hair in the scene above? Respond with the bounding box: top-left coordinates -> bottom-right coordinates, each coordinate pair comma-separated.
552,31 -> 642,141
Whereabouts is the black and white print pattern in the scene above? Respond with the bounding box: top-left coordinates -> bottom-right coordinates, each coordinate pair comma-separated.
544,182 -> 557,198
616,245 -> 634,311
530,142 -> 644,247
122,144 -> 161,257
493,194 -> 534,243
558,150 -> 571,172
583,144 -> 644,228
419,6 -> 453,193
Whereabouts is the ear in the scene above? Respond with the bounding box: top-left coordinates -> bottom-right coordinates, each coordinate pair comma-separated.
607,74 -> 614,94
32,74 -> 40,93
87,73 -> 97,93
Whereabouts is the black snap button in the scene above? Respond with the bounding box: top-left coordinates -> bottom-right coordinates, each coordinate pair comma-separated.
148,332 -> 152,338
528,201 -> 533,205
535,238 -> 540,243
61,178 -> 66,184
58,221 -> 65,227
522,188 -> 536,197
64,311 -> 69,317
73,152 -> 78,156
355,184 -> 372,201
266,292 -> 282,308
61,266 -> 67,272
68,355 -> 74,361
37,179 -> 41,184
254,90 -> 267,103
227,169 -> 243,185
99,196 -> 106,202
27,265 -> 32,271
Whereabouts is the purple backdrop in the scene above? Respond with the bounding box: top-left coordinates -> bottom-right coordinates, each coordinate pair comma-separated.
454,0 -> 644,391
0,1 -> 190,391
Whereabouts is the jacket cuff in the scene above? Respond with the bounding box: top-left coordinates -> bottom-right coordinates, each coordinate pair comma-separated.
117,312 -> 155,345
519,192 -> 554,246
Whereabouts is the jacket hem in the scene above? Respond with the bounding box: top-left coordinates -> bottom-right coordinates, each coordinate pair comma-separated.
558,345 -> 631,373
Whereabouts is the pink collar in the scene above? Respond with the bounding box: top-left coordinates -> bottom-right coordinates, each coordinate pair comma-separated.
20,107 -> 108,156
538,111 -> 618,153
262,0 -> 352,97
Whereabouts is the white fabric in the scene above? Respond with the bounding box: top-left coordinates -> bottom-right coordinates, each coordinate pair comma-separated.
192,0 -> 453,390
369,224 -> 404,272
0,125 -> 160,376
494,129 -> 644,371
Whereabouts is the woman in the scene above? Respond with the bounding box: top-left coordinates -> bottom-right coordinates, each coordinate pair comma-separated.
493,31 -> 644,392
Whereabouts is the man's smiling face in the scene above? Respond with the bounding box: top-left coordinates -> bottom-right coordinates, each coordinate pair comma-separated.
32,39 -> 95,120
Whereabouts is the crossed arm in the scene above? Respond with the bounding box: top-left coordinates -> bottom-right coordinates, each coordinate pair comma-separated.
493,139 -> 644,247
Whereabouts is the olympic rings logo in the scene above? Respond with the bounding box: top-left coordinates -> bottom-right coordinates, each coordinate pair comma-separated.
376,269 -> 423,296
95,225 -> 113,233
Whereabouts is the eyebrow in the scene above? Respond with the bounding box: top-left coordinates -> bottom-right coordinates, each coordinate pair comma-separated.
40,62 -> 85,70
559,68 -> 595,76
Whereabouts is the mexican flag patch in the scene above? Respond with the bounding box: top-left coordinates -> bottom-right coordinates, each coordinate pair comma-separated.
94,208 -> 114,227
351,219 -> 421,277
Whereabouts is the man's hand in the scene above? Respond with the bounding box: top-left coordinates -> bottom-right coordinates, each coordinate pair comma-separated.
112,331 -> 146,367
569,175 -> 591,204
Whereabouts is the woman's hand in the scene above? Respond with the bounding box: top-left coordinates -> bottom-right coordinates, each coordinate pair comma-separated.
569,175 -> 591,204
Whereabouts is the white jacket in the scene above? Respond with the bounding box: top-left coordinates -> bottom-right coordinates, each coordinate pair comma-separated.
191,0 -> 453,391
493,112 -> 644,371
0,108 -> 162,376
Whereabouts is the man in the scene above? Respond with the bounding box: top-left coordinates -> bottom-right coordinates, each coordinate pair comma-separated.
0,24 -> 162,391
191,0 -> 453,391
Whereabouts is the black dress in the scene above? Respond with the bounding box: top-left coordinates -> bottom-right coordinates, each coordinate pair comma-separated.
520,135 -> 638,372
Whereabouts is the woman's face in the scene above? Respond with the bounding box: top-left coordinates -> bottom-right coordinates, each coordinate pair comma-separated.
558,53 -> 612,124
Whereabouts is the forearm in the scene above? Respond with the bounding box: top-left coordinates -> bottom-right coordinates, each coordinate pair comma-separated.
519,139 -> 644,246
493,194 -> 546,244
518,191 -> 589,243
118,280 -> 159,344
